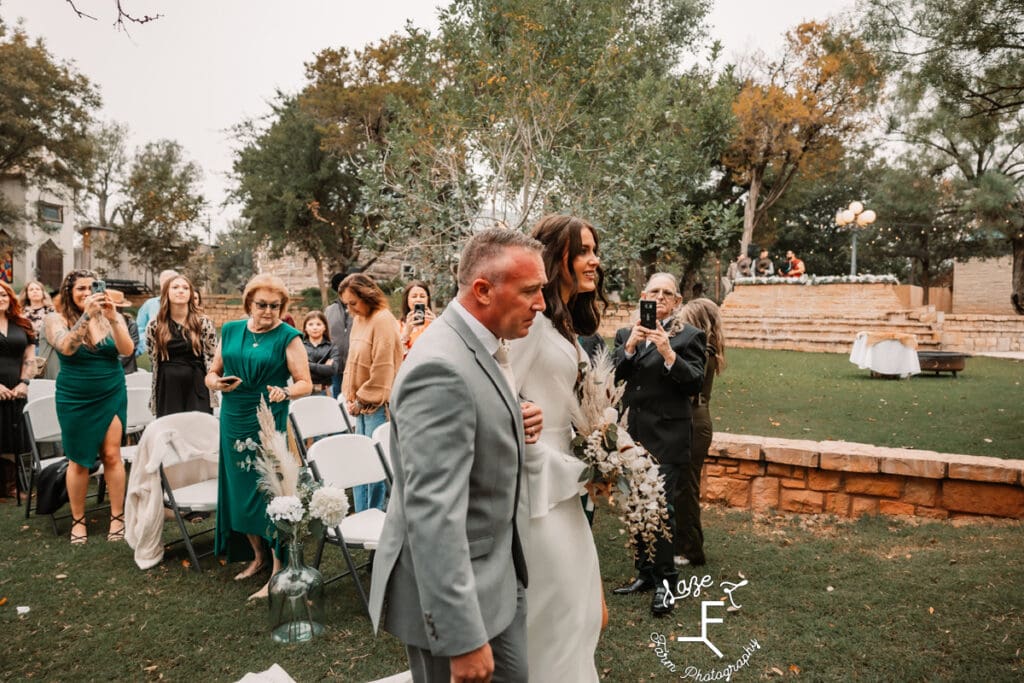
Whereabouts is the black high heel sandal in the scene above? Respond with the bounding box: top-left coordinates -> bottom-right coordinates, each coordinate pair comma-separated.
70,515 -> 87,545
107,512 -> 125,542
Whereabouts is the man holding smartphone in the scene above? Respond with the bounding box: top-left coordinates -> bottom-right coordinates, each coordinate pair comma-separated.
611,273 -> 705,617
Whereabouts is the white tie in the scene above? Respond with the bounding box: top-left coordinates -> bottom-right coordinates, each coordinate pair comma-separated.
493,340 -> 517,395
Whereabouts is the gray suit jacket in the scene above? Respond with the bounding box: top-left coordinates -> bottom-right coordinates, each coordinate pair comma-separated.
368,306 -> 529,656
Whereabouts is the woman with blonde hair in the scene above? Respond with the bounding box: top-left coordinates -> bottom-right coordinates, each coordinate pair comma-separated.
45,270 -> 135,543
675,296 -> 726,567
21,280 -> 57,379
339,272 -> 402,512
205,273 -> 312,598
146,274 -> 217,416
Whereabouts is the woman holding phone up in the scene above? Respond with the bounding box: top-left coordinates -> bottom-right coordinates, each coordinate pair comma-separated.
45,270 -> 135,544
206,274 -> 312,599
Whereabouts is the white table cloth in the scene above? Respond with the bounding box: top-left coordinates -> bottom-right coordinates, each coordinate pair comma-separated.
849,331 -> 921,378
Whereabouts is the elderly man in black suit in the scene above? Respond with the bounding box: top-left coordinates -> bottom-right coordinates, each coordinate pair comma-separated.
612,272 -> 706,616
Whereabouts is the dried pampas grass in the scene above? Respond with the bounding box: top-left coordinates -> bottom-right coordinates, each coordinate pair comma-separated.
252,396 -> 299,499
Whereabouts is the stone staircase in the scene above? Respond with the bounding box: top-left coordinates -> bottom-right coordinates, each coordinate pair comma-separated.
720,283 -> 946,354
723,309 -> 945,354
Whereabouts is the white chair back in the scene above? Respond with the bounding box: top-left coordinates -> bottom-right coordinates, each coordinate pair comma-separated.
126,370 -> 152,389
370,421 -> 394,480
307,434 -> 388,490
27,379 -> 56,402
125,387 -> 156,435
23,395 -> 61,443
289,395 -> 351,446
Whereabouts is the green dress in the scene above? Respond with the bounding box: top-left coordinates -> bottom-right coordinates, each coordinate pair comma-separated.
56,335 -> 127,467
214,319 -> 301,562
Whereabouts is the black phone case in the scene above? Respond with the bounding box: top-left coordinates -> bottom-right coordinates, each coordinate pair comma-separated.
640,301 -> 657,329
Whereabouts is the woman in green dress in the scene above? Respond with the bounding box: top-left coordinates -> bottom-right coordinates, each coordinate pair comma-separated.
206,274 -> 312,599
45,270 -> 135,544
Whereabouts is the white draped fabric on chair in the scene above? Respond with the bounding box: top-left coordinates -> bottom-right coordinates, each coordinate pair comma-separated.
124,411 -> 219,570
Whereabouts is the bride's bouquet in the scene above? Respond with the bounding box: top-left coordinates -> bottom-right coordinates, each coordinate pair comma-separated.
570,349 -> 671,560
235,398 -> 349,544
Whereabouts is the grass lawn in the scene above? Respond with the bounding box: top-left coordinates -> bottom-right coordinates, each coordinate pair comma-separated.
713,349 -> 1024,459
2,499 -> 1021,681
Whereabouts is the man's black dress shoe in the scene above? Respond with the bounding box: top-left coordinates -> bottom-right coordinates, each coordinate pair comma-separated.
613,577 -> 656,595
652,583 -> 674,616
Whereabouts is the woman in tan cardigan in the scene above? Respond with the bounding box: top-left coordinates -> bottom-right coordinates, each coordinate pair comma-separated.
339,273 -> 402,512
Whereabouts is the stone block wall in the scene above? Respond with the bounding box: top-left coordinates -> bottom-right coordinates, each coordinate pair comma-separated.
953,256 -> 1015,315
703,433 -> 1024,520
941,314 -> 1024,353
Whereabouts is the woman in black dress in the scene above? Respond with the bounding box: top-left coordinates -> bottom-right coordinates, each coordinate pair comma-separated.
144,275 -> 217,417
0,280 -> 35,498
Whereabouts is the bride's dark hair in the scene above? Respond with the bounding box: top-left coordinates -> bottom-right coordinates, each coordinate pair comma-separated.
531,214 -> 607,343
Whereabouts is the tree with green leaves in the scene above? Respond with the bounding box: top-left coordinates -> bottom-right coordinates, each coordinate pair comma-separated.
230,94 -> 371,305
0,15 -> 98,240
861,0 -> 1024,312
723,21 -> 884,260
81,120 -> 130,227
209,218 -> 257,295
102,139 -> 205,280
306,0 -> 728,293
862,160 -> 1003,301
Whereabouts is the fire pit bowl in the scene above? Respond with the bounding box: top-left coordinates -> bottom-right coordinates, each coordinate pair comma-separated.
917,351 -> 970,377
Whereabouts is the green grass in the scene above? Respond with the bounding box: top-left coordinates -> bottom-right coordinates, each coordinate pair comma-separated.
713,349 -> 1024,459
2,500 -> 1021,681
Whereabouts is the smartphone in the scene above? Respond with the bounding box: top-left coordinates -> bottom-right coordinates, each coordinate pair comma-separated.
221,375 -> 242,387
91,280 -> 107,294
640,300 -> 658,330
414,303 -> 426,323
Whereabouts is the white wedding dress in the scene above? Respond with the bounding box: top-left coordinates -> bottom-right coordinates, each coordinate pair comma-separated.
510,315 -> 601,681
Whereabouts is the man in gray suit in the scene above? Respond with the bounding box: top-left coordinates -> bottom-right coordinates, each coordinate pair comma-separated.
369,228 -> 546,683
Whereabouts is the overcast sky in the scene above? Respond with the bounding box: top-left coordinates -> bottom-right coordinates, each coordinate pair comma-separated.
4,0 -> 855,235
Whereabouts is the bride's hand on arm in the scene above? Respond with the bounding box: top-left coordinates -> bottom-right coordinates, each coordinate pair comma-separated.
520,401 -> 542,444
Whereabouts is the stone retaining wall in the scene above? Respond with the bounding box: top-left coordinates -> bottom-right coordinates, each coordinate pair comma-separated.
703,433 -> 1024,520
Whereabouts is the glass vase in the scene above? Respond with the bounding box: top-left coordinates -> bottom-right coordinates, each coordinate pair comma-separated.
268,540 -> 325,643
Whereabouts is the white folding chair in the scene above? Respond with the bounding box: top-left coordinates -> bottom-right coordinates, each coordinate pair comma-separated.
306,434 -> 389,616
27,379 -> 56,402
289,395 -> 352,462
21,396 -> 106,533
122,387 -> 156,464
370,421 -> 395,482
141,413 -> 221,572
125,370 -> 152,389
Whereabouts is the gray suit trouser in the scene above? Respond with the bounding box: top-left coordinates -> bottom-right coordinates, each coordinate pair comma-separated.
406,585 -> 527,683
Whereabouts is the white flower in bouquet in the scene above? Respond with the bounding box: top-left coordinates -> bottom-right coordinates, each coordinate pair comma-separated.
568,348 -> 672,561
267,495 -> 304,523
309,487 -> 349,528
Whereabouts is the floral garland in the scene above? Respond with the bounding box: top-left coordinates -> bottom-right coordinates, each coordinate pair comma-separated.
570,349 -> 670,561
734,273 -> 899,286
236,398 -> 348,544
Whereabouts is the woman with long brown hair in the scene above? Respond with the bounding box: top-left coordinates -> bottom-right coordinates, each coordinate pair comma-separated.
339,272 -> 402,512
45,270 -> 134,544
145,274 -> 217,416
508,214 -> 607,681
0,281 -> 37,498
675,296 -> 726,567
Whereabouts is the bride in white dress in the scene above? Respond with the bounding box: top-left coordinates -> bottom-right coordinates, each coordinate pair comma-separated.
510,215 -> 607,681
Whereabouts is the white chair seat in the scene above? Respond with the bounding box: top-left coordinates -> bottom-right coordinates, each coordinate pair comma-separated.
327,508 -> 385,548
167,479 -> 218,512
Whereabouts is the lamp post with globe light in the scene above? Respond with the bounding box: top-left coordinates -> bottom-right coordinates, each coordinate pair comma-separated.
835,201 -> 876,275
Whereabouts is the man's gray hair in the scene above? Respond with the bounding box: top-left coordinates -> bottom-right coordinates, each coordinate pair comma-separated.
158,269 -> 180,288
644,272 -> 680,295
457,228 -> 542,289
